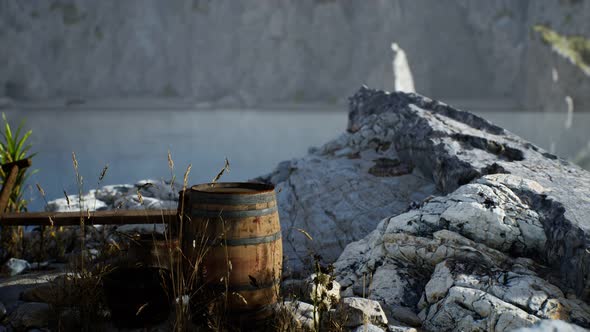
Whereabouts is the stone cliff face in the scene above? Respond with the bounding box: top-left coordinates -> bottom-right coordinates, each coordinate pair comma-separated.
1,1 -> 588,108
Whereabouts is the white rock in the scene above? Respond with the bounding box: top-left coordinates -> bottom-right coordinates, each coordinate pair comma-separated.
3,258 -> 31,276
46,191 -> 107,212
387,325 -> 418,332
135,179 -> 180,201
335,297 -> 388,328
94,184 -> 134,204
273,300 -> 317,331
305,273 -> 341,311
352,323 -> 386,332
511,320 -> 590,332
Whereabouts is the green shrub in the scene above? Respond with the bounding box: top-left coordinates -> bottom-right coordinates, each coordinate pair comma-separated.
0,112 -> 38,212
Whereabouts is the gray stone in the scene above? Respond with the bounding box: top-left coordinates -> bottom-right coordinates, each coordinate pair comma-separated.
512,320 -> 590,332
134,179 -> 180,202
388,306 -> 421,328
2,258 -> 30,277
325,88 -> 590,331
273,300 -> 316,331
94,184 -> 134,205
45,191 -> 107,212
387,326 -> 417,332
334,297 -> 388,328
352,323 -> 386,332
45,179 -> 180,213
7,302 -> 50,330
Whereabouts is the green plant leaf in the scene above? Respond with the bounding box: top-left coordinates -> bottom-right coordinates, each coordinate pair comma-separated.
0,112 -> 37,212
15,130 -> 32,157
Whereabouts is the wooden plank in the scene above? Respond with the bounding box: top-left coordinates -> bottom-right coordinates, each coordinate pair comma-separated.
1,158 -> 32,172
0,165 -> 19,214
0,209 -> 177,226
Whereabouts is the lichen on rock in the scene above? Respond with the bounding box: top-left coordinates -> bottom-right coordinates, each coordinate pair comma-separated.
533,25 -> 590,76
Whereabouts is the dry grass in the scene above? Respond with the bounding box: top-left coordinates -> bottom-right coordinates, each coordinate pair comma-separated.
12,152 -> 354,332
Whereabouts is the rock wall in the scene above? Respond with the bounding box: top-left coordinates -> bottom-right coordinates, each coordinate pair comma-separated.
522,0 -> 590,111
1,0 -> 588,107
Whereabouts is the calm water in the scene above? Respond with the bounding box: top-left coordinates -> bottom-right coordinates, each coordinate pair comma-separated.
4,102 -> 590,212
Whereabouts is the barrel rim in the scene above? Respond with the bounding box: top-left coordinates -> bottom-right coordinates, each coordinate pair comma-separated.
190,182 -> 275,195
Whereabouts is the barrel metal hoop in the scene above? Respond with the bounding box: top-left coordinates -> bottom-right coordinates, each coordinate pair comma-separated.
190,193 -> 276,205
191,206 -> 278,219
208,231 -> 281,247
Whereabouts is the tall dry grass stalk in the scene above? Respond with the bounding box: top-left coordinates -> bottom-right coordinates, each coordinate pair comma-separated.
162,152 -> 203,331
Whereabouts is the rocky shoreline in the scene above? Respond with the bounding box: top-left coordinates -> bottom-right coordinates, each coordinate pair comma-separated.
1,87 -> 589,331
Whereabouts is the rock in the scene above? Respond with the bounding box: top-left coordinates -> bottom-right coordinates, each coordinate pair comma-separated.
304,273 -> 341,311
334,297 -> 388,328
45,191 -> 107,212
94,184 -> 134,205
352,323 -> 386,332
273,301 -> 317,331
323,87 -> 590,330
3,258 -> 31,276
45,179 -> 180,212
523,4 -> 590,111
387,326 -> 418,332
512,320 -> 590,332
389,306 -> 421,328
20,275 -> 78,305
256,92 -> 436,273
134,179 -> 180,202
0,302 -> 6,320
113,195 -> 177,211
4,2 -> 589,109
7,302 -> 50,330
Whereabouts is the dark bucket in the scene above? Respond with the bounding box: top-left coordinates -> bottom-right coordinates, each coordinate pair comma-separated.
103,266 -> 172,328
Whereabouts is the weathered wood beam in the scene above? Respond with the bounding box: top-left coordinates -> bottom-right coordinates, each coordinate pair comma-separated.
0,209 -> 177,226
0,158 -> 33,213
1,158 -> 32,172
0,165 -> 19,214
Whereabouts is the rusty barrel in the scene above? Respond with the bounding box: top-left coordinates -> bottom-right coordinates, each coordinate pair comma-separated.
180,182 -> 282,319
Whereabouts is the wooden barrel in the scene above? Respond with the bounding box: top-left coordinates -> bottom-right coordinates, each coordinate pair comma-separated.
180,182 -> 282,319
126,233 -> 179,271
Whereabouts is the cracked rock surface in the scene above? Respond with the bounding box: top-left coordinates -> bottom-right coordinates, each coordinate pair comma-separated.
323,87 -> 590,331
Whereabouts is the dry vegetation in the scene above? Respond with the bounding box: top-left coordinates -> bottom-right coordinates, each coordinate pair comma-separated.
19,152 -> 352,332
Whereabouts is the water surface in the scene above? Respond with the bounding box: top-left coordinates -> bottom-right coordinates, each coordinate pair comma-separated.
4,102 -> 589,212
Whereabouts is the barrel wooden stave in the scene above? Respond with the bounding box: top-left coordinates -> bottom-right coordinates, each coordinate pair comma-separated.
181,182 -> 282,315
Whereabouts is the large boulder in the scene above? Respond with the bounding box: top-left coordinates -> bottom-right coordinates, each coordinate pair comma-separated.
260,87 -> 590,286
317,87 -> 590,330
